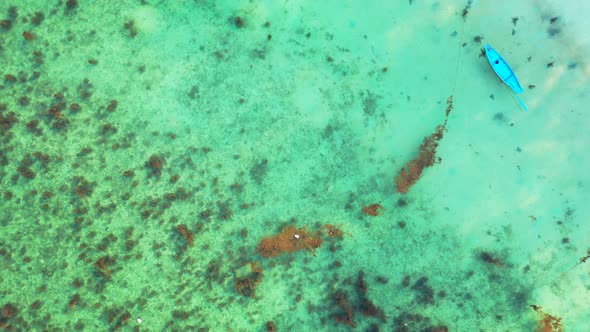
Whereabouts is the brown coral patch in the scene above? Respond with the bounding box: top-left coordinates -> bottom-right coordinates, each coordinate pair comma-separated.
394,96 -> 452,194
362,203 -> 384,216
324,224 -> 344,238
257,225 -> 323,258
530,305 -> 563,332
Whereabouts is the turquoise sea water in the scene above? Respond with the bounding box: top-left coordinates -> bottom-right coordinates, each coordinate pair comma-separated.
1,1 -> 589,331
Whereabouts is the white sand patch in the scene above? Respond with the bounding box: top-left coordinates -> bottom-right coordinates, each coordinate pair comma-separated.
130,6 -> 161,33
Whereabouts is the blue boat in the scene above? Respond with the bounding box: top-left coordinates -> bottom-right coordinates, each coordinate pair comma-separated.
484,44 -> 528,111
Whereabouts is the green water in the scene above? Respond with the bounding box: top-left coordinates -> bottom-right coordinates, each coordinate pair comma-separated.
1,1 -> 589,331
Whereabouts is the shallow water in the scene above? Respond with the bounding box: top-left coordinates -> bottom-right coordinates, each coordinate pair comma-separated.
1,1 -> 589,331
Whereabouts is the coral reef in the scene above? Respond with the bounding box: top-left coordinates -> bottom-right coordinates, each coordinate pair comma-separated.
356,272 -> 386,321
72,176 -> 96,200
257,225 -> 323,258
205,258 -> 227,287
250,159 -> 269,184
331,271 -> 386,328
0,303 -> 18,329
334,290 -> 356,327
22,31 -> 35,42
235,262 -> 263,298
123,20 -> 138,38
480,251 -> 504,268
1,303 -> 18,318
94,255 -> 116,280
411,276 -> 436,305
176,224 -> 194,247
395,96 -> 453,194
265,321 -> 277,331
145,154 -> 165,178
